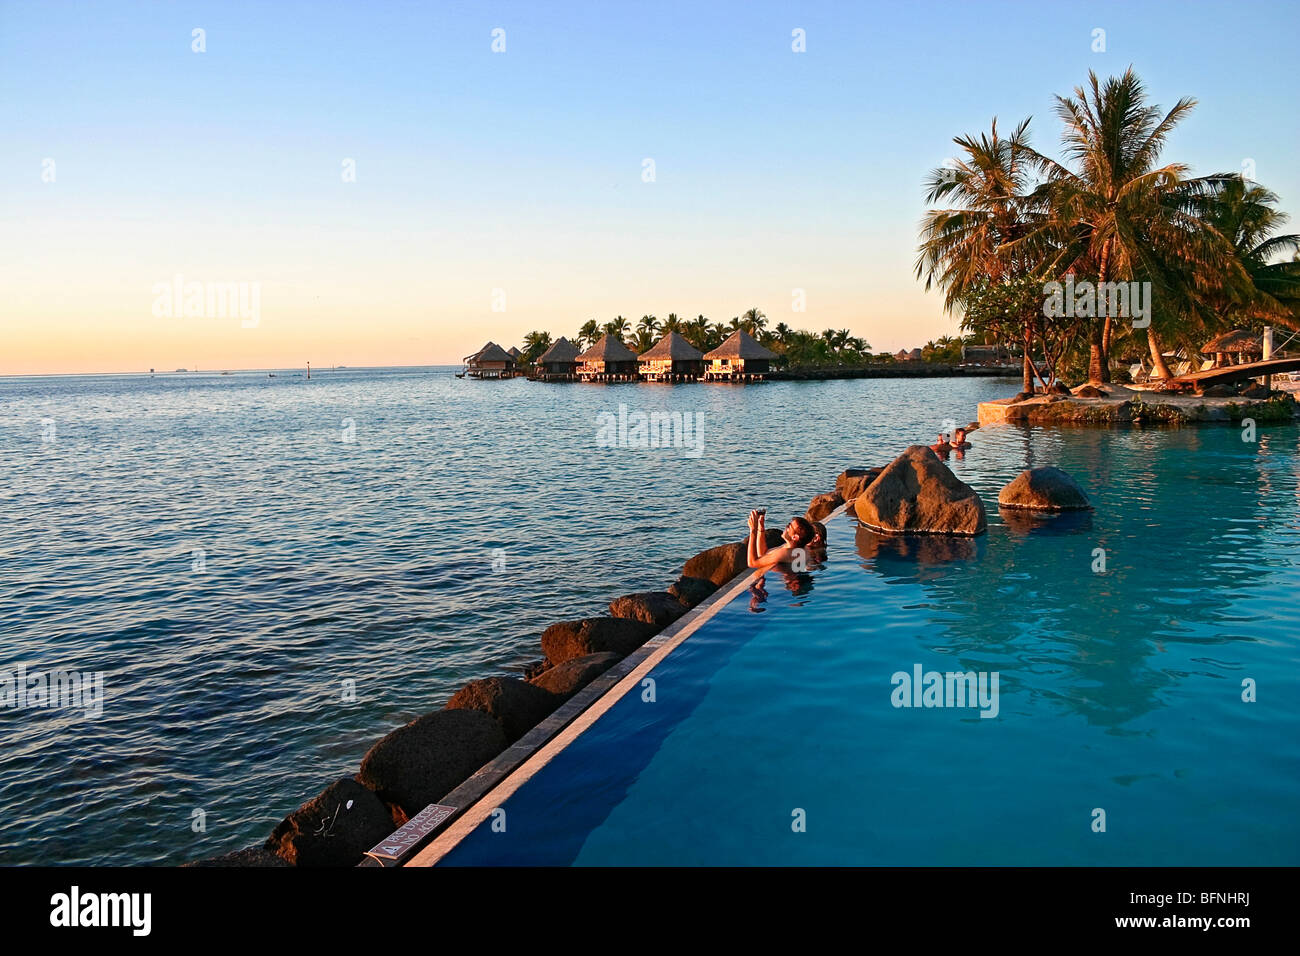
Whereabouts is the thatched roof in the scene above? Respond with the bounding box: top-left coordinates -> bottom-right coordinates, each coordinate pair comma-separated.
537,336 -> 581,363
469,342 -> 514,363
704,329 -> 778,360
639,331 -> 704,361
577,334 -> 638,363
1202,329 -> 1261,354
506,346 -> 522,358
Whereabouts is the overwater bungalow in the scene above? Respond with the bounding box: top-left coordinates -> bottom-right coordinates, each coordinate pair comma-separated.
534,336 -> 581,381
1202,329 -> 1263,368
506,346 -> 523,364
703,330 -> 778,381
463,342 -> 519,379
577,335 -> 640,382
639,331 -> 705,382
894,347 -> 924,362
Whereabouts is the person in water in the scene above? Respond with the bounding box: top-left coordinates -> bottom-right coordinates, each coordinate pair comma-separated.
931,432 -> 951,453
951,427 -> 971,449
746,510 -> 816,569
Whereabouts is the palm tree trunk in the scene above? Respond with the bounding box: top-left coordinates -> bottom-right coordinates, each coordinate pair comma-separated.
1088,327 -> 1106,384
1093,240 -> 1113,383
1147,325 -> 1174,380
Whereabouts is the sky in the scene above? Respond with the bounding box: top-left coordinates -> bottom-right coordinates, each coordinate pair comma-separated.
2,0 -> 1298,374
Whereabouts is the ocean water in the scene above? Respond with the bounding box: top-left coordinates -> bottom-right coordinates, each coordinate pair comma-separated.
0,366 -> 1014,865
441,421 -> 1300,865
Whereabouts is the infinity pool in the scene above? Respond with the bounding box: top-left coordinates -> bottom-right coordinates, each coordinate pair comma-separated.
436,424 -> 1300,865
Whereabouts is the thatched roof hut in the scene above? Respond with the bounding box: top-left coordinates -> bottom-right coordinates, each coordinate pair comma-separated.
577,334 -> 639,380
535,336 -> 581,380
463,341 -> 518,378
506,346 -> 522,360
537,336 -> 581,364
703,330 -> 777,379
639,331 -> 705,381
1202,329 -> 1262,367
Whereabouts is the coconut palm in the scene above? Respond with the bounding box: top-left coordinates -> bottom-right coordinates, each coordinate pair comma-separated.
577,319 -> 600,349
1190,176 -> 1300,328
637,314 -> 660,339
1025,69 -> 1245,381
773,322 -> 791,344
662,313 -> 683,333
522,330 -> 551,361
916,116 -> 1045,391
604,315 -> 630,338
741,307 -> 767,336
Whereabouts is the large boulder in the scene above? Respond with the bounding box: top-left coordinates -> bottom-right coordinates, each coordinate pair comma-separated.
264,777 -> 394,867
667,574 -> 717,608
835,468 -> 882,503
806,491 -> 844,522
540,617 -> 660,665
184,845 -> 291,867
357,709 -> 508,816
444,676 -> 559,743
609,591 -> 688,627
998,466 -> 1092,512
1200,383 -> 1235,398
530,652 -> 622,700
854,445 -> 987,535
681,530 -> 781,587
1073,384 -> 1108,398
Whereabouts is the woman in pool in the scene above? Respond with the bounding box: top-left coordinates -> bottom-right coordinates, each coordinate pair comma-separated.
951,427 -> 972,449
746,509 -> 816,569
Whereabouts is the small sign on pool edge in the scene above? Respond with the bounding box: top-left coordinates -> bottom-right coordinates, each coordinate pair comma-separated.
365,804 -> 457,863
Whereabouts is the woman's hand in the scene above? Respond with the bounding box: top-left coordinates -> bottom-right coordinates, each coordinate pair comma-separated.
748,509 -> 762,532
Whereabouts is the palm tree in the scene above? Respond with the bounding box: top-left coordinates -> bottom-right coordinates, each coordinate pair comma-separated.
1190,176 -> 1300,329
637,314 -> 660,339
1027,69 -> 1244,381
604,315 -> 630,339
741,307 -> 767,336
662,313 -> 683,333
709,322 -> 729,348
633,329 -> 655,352
577,319 -> 600,349
773,322 -> 791,344
522,330 -> 551,361
916,117 -> 1044,392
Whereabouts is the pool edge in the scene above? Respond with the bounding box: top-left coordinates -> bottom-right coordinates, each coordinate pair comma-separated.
404,504 -> 851,866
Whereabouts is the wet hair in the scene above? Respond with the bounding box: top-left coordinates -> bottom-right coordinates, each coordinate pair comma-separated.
811,520 -> 828,544
788,516 -> 815,547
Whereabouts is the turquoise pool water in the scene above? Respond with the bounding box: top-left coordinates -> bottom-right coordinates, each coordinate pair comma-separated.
441,424 -> 1300,865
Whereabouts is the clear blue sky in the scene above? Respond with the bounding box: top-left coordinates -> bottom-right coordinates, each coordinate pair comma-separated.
2,0 -> 1297,372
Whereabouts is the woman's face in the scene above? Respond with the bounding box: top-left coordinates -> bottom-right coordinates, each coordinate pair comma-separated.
784,520 -> 803,545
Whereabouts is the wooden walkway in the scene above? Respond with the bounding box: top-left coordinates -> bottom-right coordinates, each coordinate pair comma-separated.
1170,357 -> 1300,387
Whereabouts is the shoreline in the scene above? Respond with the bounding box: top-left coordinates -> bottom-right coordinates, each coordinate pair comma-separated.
978,384 -> 1298,426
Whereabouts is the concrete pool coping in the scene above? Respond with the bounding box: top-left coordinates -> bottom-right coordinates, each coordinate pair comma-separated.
403,504 -> 850,867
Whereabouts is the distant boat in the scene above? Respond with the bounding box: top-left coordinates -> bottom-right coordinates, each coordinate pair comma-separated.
175,368 -> 187,372
220,371 -> 232,376
268,373 -> 276,378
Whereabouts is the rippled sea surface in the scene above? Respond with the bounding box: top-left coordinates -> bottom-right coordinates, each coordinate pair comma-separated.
1,367 -> 1017,865
442,416 -> 1300,865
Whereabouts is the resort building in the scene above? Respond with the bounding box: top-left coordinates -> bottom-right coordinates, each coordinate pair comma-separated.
506,346 -> 523,364
703,330 -> 778,381
638,331 -> 705,382
894,347 -> 924,362
463,342 -> 519,379
534,336 -> 581,381
577,334 -> 640,382
1202,329 -> 1263,368
960,344 -> 1016,366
